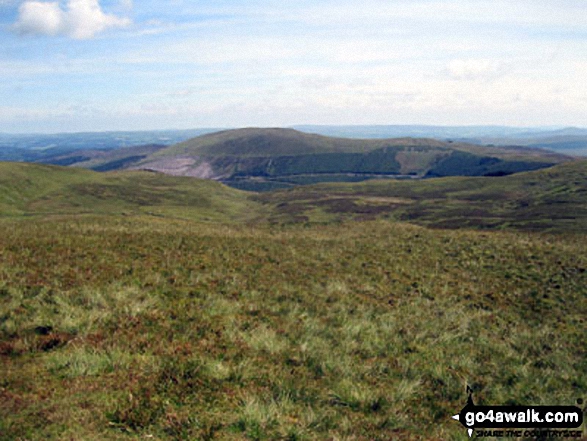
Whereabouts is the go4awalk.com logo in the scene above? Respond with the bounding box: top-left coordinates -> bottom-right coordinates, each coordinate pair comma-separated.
451,387 -> 584,438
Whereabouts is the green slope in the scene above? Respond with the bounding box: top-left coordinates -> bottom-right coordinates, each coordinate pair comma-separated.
0,159 -> 586,439
2,159 -> 587,233
0,162 -> 259,222
258,159 -> 587,233
155,127 -> 571,160
152,127 -> 450,157
129,128 -> 568,190
0,217 -> 585,439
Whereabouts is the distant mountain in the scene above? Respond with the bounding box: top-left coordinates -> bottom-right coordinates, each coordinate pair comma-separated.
2,125 -> 584,166
504,127 -> 587,138
127,128 -> 569,191
0,127 -> 576,191
470,133 -> 587,156
293,124 -> 546,139
0,129 -> 219,162
293,125 -> 587,156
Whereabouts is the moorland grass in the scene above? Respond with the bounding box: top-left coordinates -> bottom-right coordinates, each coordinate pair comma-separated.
1,215 -> 585,440
0,162 -> 260,223
258,160 -> 587,233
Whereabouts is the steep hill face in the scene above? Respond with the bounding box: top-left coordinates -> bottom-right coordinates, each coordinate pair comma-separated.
125,128 -> 568,191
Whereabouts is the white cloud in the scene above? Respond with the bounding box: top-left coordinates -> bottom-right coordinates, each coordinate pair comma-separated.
447,59 -> 503,80
13,1 -> 64,36
12,0 -> 130,39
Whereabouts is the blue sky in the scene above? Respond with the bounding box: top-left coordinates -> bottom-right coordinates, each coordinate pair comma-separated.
0,0 -> 586,133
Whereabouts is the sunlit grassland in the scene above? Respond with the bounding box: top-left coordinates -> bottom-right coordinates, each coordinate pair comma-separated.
0,162 -> 260,222
1,216 -> 585,440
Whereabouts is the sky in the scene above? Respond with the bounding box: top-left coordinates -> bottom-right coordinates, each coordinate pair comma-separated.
0,0 -> 586,133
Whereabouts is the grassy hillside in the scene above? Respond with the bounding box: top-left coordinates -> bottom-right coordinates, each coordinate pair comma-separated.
128,128 -> 568,190
258,160 -> 587,233
152,128 -> 450,157
2,159 -> 587,233
3,129 -> 576,189
12,128 -> 568,190
1,216 -> 585,440
156,128 -> 570,160
0,162 -> 259,222
0,160 -> 586,439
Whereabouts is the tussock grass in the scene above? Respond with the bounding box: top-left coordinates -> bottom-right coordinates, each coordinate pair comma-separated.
0,216 -> 585,439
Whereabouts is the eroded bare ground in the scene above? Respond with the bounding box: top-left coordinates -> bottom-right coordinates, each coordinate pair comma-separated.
131,156 -> 226,179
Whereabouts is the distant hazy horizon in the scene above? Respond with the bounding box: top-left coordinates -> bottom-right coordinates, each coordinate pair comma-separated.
1,1 -> 586,132
0,124 -> 585,137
